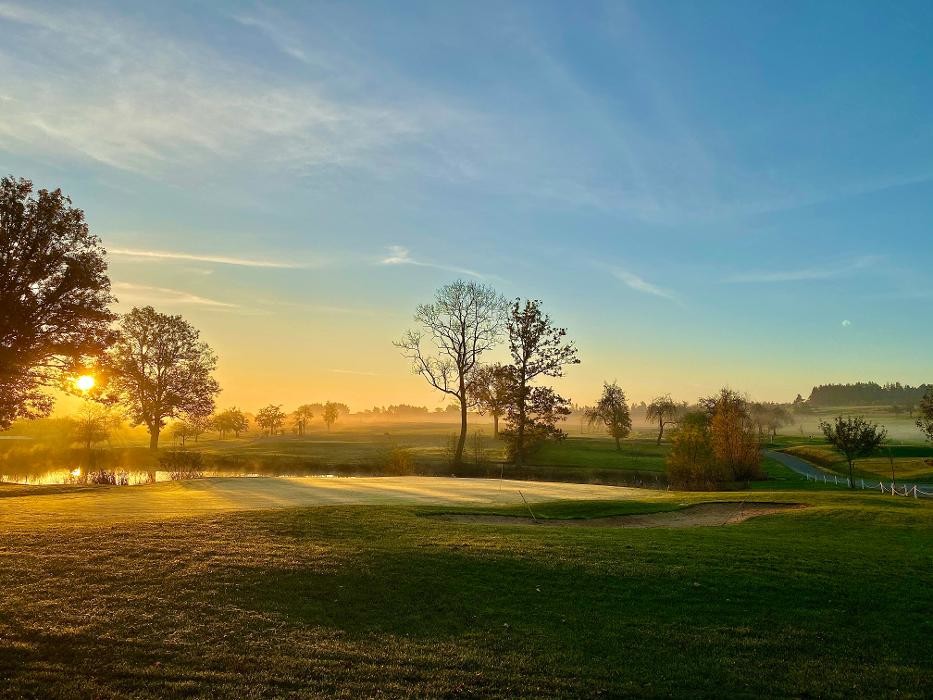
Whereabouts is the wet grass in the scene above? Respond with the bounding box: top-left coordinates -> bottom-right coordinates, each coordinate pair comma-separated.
0,489 -> 930,698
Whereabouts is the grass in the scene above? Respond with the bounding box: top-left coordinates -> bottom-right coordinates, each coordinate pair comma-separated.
0,488 -> 930,698
783,443 -> 933,482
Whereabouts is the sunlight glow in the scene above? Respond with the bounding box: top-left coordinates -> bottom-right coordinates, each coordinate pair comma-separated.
75,375 -> 95,392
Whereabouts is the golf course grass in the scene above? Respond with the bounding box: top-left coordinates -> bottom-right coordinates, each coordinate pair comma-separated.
1,484 -> 930,698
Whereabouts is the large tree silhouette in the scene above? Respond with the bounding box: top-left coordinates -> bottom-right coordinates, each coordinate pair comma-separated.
104,306 -> 219,450
396,280 -> 506,466
501,299 -> 579,464
0,176 -> 116,428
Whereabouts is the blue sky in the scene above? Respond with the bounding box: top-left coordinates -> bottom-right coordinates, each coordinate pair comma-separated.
1,1 -> 931,409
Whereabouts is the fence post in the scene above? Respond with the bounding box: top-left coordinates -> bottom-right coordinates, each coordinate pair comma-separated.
914,485 -> 918,499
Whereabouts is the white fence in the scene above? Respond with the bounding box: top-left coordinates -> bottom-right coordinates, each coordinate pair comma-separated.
802,472 -> 932,498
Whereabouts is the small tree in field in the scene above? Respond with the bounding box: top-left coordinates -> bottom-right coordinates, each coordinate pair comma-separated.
646,395 -> 679,445
916,389 -> 933,442
292,404 -> 315,436
256,404 -> 285,436
501,299 -> 579,464
322,401 -> 348,430
468,363 -> 512,438
396,280 -> 507,466
104,306 -> 220,450
584,381 -> 631,450
214,407 -> 248,438
702,388 -> 762,482
666,411 -> 725,489
820,416 -> 887,488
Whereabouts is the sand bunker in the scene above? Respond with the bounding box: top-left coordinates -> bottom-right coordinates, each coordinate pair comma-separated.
431,502 -> 806,529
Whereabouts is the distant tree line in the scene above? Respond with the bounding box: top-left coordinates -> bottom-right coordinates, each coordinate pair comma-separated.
807,382 -> 931,407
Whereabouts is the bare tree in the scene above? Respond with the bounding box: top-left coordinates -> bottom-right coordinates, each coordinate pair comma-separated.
396,280 -> 506,466
103,306 -> 220,450
646,395 -> 679,445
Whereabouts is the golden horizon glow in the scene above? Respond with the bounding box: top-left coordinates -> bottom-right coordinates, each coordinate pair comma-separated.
75,375 -> 96,392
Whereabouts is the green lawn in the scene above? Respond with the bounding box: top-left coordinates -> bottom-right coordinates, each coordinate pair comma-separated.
782,443 -> 933,482
1,489 -> 930,698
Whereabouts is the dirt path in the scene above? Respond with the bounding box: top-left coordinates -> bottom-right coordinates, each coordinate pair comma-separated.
0,476 -> 653,533
431,502 -> 805,528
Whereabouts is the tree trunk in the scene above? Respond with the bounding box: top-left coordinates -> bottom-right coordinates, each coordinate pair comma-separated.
656,420 -> 664,446
493,414 -> 499,438
515,379 -> 527,466
847,459 -> 855,489
615,436 -> 621,451
454,387 -> 467,467
149,427 -> 160,451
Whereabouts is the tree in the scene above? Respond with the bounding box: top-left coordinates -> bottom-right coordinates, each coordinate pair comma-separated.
666,411 -> 723,489
322,401 -> 348,430
820,415 -> 887,488
214,407 -> 248,439
702,388 -> 762,482
0,176 -> 116,428
103,306 -> 220,450
72,402 -> 112,449
395,280 -> 506,466
185,411 -> 213,442
256,404 -> 285,436
468,363 -> 512,438
169,419 -> 193,447
501,299 -> 579,464
292,404 -> 315,436
917,389 -> 933,441
584,381 -> 631,450
646,395 -> 680,445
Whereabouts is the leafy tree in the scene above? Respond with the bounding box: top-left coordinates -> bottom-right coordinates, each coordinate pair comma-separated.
72,402 -> 112,449
702,388 -> 762,482
0,176 -> 116,428
501,299 -> 579,464
185,411 -> 213,442
396,280 -> 506,466
666,411 -> 724,489
820,415 -> 887,488
103,307 -> 220,450
256,404 -> 286,436
584,381 -> 631,450
169,419 -> 193,447
322,401 -> 348,430
917,389 -> 933,442
646,394 -> 680,445
468,363 -> 512,438
292,404 -> 315,436
214,407 -> 248,439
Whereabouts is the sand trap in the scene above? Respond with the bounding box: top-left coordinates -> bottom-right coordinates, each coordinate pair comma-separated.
430,502 -> 806,528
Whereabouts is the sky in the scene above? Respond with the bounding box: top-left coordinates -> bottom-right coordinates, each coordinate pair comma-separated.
2,0 -> 932,411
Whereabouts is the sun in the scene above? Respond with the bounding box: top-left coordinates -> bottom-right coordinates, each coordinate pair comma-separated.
75,375 -> 96,392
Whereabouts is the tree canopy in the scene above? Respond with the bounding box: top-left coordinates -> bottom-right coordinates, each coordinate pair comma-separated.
103,306 -> 220,450
584,381 -> 631,450
820,415 -> 887,488
0,176 -> 116,428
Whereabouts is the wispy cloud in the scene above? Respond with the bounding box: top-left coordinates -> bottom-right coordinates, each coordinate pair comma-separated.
724,256 -> 880,283
112,282 -> 236,308
109,247 -> 307,269
380,245 -> 488,279
329,368 -> 382,377
607,266 -> 678,302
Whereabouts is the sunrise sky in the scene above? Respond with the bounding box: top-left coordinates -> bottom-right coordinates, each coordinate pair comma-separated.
2,1 -> 932,411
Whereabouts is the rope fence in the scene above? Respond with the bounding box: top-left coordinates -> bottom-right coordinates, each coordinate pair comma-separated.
802,472 -> 933,498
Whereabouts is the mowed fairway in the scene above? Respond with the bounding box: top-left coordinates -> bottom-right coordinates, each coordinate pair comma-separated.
0,479 -> 931,698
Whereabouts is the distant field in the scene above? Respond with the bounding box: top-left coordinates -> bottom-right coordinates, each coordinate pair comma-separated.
782,443 -> 933,482
0,486 -> 929,697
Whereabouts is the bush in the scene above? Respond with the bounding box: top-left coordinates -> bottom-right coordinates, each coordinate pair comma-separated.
384,446 -> 414,475
160,450 -> 204,480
